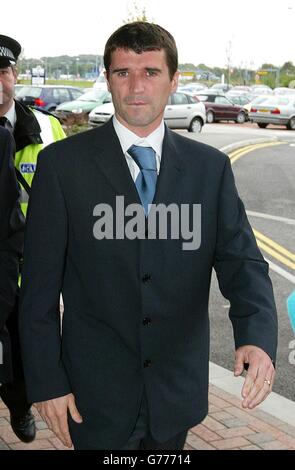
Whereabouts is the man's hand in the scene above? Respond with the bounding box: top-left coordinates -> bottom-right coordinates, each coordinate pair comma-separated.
35,393 -> 83,448
234,345 -> 275,409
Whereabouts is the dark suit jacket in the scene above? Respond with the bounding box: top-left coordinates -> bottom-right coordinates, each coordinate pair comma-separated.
0,127 -> 24,384
19,119 -> 278,449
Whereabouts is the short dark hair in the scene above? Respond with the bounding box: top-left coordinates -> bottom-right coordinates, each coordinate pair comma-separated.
104,22 -> 178,80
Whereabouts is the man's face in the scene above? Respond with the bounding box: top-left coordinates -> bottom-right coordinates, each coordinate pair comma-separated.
0,66 -> 16,108
106,48 -> 179,136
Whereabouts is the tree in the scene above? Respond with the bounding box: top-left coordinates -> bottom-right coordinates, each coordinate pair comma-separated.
124,1 -> 149,23
261,63 -> 276,70
281,61 -> 295,75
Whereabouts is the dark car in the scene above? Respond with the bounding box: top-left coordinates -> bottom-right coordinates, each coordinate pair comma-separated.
196,92 -> 248,124
16,85 -> 84,112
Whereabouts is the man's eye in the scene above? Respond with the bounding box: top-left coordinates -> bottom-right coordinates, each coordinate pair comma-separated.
118,71 -> 128,77
147,70 -> 157,77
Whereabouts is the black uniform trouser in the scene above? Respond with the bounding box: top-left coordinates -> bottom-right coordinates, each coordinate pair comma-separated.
0,378 -> 30,416
0,302 -> 31,416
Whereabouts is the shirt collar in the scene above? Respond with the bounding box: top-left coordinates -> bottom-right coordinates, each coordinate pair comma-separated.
113,114 -> 165,158
4,101 -> 16,130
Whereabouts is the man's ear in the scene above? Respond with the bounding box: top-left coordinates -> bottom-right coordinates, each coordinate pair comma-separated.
104,70 -> 111,92
12,66 -> 18,84
171,71 -> 180,93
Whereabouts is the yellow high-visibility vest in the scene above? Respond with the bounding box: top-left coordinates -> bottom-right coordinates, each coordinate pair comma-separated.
15,110 -> 66,216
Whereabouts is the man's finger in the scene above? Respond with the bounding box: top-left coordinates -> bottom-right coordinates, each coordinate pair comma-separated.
36,406 -> 53,431
247,381 -> 272,409
234,350 -> 246,376
58,412 -> 73,447
242,365 -> 274,408
241,362 -> 259,399
68,396 -> 83,424
50,414 -> 72,448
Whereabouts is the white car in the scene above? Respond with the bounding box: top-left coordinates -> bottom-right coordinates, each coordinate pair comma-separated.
89,92 -> 206,133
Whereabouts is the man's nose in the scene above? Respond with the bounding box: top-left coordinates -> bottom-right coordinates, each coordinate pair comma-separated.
129,73 -> 145,93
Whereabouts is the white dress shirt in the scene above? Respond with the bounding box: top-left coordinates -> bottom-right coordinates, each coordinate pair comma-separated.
112,114 -> 164,182
4,101 -> 17,131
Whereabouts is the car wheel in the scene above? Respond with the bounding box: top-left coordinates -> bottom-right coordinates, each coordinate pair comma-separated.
287,117 -> 295,130
206,111 -> 214,124
236,112 -> 246,124
189,117 -> 202,133
257,123 -> 268,129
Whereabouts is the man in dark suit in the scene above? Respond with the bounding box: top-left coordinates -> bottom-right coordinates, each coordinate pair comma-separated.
0,127 -> 24,388
19,22 -> 277,450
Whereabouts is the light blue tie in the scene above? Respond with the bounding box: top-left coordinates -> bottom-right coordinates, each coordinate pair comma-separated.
128,145 -> 157,215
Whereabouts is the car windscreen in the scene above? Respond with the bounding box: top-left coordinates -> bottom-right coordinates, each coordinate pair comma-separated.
78,90 -> 109,102
196,95 -> 209,102
17,87 -> 42,98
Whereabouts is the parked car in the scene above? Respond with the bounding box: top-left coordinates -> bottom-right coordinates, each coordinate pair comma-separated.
88,102 -> 114,126
225,91 -> 253,107
249,95 -> 295,130
14,84 -> 25,97
165,92 -> 206,132
178,82 -> 207,94
16,85 -> 84,111
196,92 -> 248,123
232,85 -> 252,93
211,83 -> 233,93
89,91 -> 206,133
273,87 -> 295,95
55,89 -> 111,115
250,85 -> 273,96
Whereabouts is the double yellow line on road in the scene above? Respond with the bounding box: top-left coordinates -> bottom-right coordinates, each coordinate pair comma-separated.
253,229 -> 295,271
229,141 -> 284,164
228,141 -> 295,271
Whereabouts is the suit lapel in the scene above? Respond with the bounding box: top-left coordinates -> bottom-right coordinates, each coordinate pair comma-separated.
153,126 -> 183,205
92,120 -> 141,207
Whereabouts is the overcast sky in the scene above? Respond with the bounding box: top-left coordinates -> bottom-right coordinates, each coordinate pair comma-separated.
2,0 -> 294,69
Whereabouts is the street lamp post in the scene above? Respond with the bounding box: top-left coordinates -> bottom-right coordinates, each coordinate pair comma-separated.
76,57 -> 79,79
226,40 -> 232,86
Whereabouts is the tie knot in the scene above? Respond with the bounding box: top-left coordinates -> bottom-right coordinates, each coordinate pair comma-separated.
0,116 -> 12,132
0,116 -> 8,127
128,145 -> 157,171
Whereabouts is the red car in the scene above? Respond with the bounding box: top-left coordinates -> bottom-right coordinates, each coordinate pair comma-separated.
196,92 -> 248,124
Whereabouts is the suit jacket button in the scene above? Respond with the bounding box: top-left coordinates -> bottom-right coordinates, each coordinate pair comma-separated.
142,317 -> 151,326
143,360 -> 151,368
142,274 -> 152,283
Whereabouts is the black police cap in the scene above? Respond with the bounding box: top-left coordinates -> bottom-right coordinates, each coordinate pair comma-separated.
0,35 -> 21,68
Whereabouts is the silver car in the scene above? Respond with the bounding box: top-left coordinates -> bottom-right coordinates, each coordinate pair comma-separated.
165,92 -> 206,132
89,92 -> 206,133
249,95 -> 295,130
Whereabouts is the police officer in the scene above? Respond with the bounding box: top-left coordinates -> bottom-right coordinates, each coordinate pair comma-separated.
0,127 -> 24,393
0,34 -> 66,443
